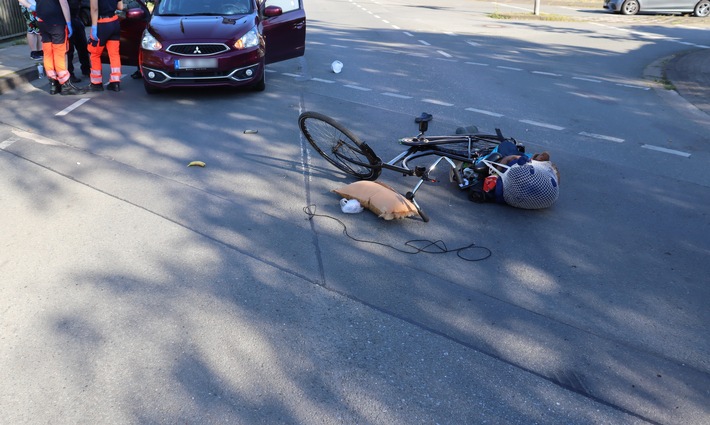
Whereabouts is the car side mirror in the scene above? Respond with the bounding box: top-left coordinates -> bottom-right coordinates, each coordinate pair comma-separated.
126,8 -> 146,19
263,5 -> 283,17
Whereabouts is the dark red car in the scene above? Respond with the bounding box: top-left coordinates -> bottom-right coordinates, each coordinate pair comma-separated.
119,0 -> 306,94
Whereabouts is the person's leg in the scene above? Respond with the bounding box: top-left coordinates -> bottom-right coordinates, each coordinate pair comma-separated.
106,40 -> 121,91
105,20 -> 122,91
27,32 -> 41,59
49,26 -> 83,95
66,35 -> 76,78
71,17 -> 91,77
38,22 -> 60,94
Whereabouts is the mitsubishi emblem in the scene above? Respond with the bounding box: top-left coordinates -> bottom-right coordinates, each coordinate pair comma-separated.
193,46 -> 202,54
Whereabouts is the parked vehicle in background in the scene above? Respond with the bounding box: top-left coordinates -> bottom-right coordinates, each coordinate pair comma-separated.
604,0 -> 710,16
118,0 -> 306,94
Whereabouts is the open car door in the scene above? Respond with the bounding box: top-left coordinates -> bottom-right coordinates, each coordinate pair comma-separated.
262,0 -> 306,64
99,0 -> 151,66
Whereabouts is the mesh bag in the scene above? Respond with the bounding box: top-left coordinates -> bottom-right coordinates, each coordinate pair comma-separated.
500,161 -> 559,209
482,159 -> 559,209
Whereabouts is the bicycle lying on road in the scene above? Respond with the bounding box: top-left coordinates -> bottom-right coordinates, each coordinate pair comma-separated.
298,111 -> 529,222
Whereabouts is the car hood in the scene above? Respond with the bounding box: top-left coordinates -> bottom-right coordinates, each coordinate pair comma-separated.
149,15 -> 256,42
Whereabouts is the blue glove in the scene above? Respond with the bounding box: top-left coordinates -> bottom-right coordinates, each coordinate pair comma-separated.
91,25 -> 97,40
66,21 -> 73,38
28,4 -> 36,12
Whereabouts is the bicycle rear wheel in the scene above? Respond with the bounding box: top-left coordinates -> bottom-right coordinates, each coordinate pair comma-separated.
299,112 -> 381,180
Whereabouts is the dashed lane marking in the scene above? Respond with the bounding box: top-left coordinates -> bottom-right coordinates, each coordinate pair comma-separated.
418,40 -> 431,46
344,85 -> 372,91
497,66 -> 523,71
422,99 -> 454,107
579,132 -> 625,143
312,78 -> 335,83
382,92 -> 413,99
642,145 -> 691,157
56,98 -> 90,117
466,107 -> 504,117
437,50 -> 453,58
616,83 -> 650,90
0,137 -> 19,150
520,120 -> 565,131
533,71 -> 562,77
573,77 -> 602,83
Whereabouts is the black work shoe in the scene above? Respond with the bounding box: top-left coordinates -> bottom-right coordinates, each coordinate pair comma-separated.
69,74 -> 82,83
60,80 -> 86,96
106,82 -> 121,92
49,79 -> 61,95
130,69 -> 142,79
88,83 -> 104,92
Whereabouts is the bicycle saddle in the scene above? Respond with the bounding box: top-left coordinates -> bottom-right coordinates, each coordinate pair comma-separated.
415,113 -> 433,123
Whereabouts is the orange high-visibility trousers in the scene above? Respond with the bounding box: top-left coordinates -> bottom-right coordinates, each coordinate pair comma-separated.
88,16 -> 121,84
38,22 -> 70,84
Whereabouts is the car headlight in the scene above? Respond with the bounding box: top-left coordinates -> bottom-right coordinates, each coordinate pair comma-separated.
234,27 -> 259,50
141,32 -> 162,51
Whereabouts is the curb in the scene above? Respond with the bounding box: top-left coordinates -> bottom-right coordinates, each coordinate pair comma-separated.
0,65 -> 39,96
643,53 -> 710,129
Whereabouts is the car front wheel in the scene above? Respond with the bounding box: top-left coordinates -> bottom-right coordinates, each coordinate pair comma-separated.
695,1 -> 710,16
252,72 -> 265,92
621,0 -> 640,15
143,79 -> 160,95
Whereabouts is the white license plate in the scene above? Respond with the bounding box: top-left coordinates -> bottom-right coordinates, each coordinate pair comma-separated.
175,58 -> 218,70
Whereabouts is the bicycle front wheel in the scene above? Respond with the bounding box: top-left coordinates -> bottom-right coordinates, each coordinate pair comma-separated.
299,111 -> 381,180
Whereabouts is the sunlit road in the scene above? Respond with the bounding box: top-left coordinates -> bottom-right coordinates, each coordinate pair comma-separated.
1,1 -> 708,423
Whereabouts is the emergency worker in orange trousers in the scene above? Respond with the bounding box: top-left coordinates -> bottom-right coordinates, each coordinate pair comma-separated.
88,0 -> 123,92
33,0 -> 85,95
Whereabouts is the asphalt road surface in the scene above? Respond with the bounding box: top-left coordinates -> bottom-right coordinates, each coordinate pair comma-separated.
1,1 -> 708,424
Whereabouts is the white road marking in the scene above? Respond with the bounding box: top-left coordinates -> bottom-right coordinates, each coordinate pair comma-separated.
282,73 -> 301,78
642,145 -> 691,157
56,98 -> 90,116
579,132 -> 625,143
532,71 -> 562,77
403,32 -> 414,37
418,40 -> 431,46
391,25 -> 400,29
344,85 -> 372,91
497,66 -> 523,71
332,44 -> 348,48
616,83 -> 650,90
312,78 -> 335,83
445,32 -> 456,36
422,99 -> 454,106
437,50 -> 452,58
520,119 -> 565,130
466,41 -> 480,47
573,77 -> 602,83
382,92 -> 412,99
265,69 -> 277,73
466,108 -> 504,117
465,61 -> 489,66
0,137 -> 19,150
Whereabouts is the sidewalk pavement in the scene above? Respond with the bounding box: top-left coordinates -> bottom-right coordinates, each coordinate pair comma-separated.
1,36 -> 709,116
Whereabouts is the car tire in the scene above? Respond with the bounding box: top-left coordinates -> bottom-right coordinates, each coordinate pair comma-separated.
252,73 -> 265,92
143,79 -> 160,95
694,1 -> 710,16
621,0 -> 639,15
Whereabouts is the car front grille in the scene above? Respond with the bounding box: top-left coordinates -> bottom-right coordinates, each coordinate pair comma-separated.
167,43 -> 229,56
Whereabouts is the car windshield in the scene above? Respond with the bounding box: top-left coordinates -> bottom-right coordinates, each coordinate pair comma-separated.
156,0 -> 252,16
